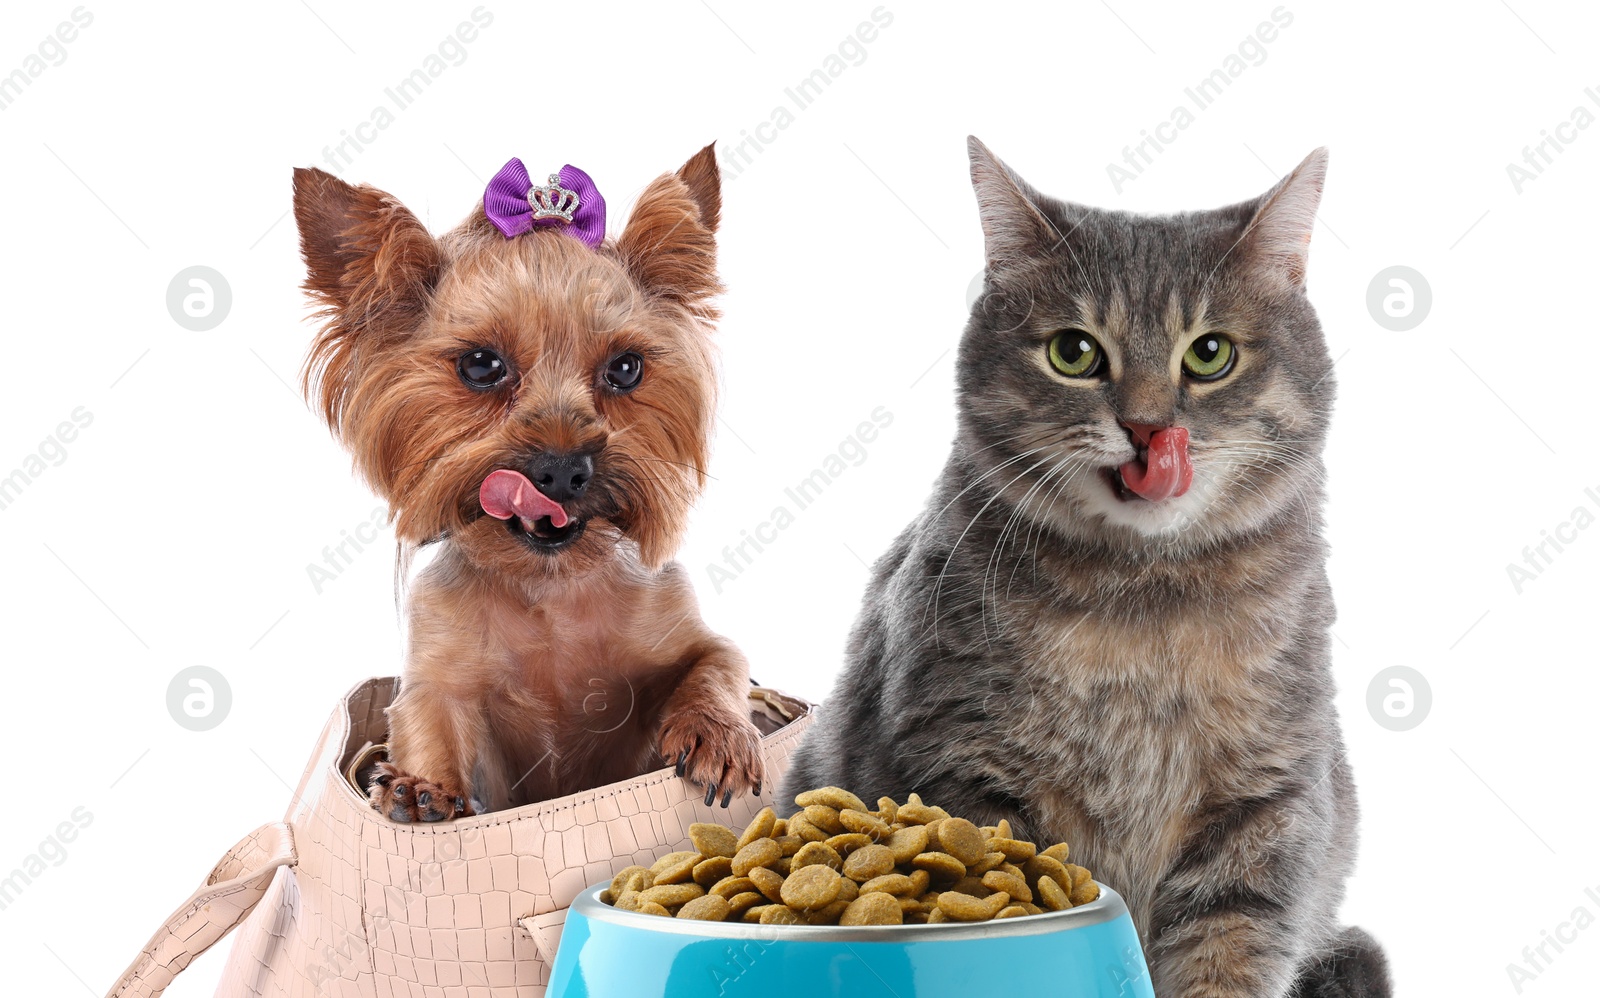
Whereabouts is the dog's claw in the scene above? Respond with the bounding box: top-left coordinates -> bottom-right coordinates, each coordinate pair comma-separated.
661,712 -> 763,811
368,761 -> 466,823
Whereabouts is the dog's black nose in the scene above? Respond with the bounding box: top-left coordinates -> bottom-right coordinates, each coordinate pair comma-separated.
527,452 -> 593,503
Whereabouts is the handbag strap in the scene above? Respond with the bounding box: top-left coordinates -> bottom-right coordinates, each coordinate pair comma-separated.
104,821 -> 297,998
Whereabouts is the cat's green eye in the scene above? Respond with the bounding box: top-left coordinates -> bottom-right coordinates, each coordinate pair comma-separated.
1047,330 -> 1103,378
1182,333 -> 1235,380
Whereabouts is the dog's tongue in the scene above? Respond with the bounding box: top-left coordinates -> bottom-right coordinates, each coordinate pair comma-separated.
1118,427 -> 1194,502
479,469 -> 570,528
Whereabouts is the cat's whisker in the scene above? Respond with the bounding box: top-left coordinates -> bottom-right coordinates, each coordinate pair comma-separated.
1007,454 -> 1093,601
1022,455 -> 1097,585
932,459 -> 1051,632
925,443 -> 1054,531
1032,203 -> 1094,290
982,454 -> 1077,639
928,454 -> 1057,636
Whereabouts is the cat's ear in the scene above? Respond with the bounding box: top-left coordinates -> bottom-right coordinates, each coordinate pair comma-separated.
967,136 -> 1059,267
291,167 -> 441,323
1238,148 -> 1328,288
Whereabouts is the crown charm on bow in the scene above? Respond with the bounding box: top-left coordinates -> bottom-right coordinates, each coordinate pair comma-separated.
483,159 -> 606,246
529,174 -> 580,222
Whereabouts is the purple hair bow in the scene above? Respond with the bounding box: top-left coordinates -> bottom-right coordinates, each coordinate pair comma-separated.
483,159 -> 606,246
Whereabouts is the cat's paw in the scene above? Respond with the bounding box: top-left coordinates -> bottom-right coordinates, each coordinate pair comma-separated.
368,761 -> 470,823
659,709 -> 766,808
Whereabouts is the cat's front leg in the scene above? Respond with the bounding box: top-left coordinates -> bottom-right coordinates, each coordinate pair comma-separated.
1143,795 -> 1321,998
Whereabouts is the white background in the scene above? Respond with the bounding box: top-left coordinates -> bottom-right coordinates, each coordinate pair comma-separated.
1,1 -> 1596,995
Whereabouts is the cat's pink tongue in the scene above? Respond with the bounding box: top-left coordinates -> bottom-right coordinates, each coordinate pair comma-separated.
479,469 -> 570,528
1118,426 -> 1194,502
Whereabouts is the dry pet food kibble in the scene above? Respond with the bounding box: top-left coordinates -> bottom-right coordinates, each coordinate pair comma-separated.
599,790 -> 1101,926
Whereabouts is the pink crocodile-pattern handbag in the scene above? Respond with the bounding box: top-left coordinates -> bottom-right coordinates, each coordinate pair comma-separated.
104,677 -> 815,998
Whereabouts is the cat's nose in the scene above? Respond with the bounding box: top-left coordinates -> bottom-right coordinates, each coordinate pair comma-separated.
1121,422 -> 1170,448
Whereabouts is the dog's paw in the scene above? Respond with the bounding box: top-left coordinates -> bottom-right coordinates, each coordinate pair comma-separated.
368,761 -> 470,823
658,709 -> 766,809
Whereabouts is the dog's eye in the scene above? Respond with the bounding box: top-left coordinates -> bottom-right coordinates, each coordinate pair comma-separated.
457,348 -> 508,389
603,351 -> 644,392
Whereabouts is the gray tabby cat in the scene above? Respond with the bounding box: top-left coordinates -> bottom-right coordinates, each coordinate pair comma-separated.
782,138 -> 1389,998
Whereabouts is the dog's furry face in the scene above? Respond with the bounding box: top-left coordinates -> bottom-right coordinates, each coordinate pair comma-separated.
292,148 -> 723,579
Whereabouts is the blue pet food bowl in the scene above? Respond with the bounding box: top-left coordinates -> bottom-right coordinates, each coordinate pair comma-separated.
548,881 -> 1154,997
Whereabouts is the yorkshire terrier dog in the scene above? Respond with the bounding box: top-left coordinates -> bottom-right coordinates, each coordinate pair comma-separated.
290,144 -> 764,821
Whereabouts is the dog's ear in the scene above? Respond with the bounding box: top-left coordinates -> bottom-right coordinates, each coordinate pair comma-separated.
615,145 -> 722,313
292,168 -> 442,430
291,167 -> 441,325
674,142 -> 721,234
